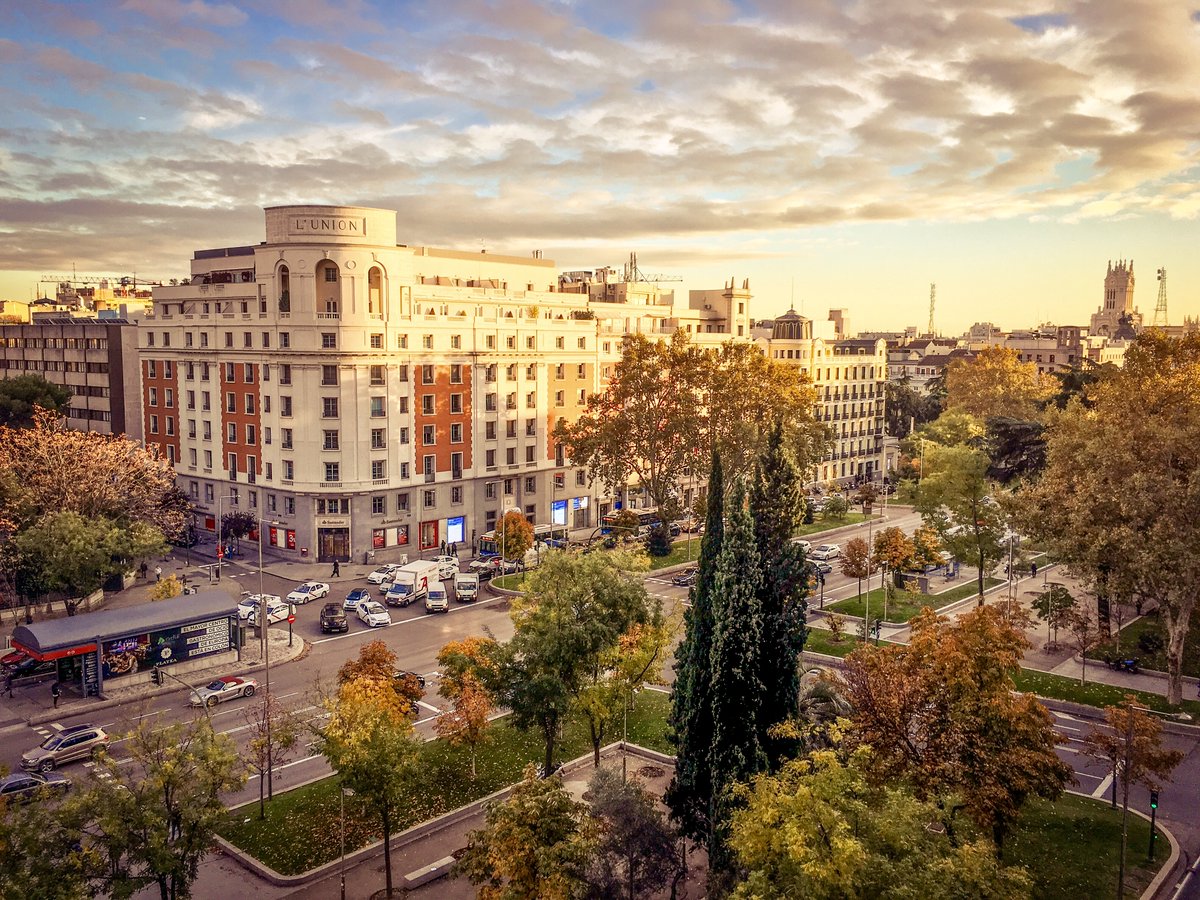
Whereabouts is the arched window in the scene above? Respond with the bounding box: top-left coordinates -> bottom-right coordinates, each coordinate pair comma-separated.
368,266 -> 383,315
278,265 -> 291,312
316,261 -> 340,318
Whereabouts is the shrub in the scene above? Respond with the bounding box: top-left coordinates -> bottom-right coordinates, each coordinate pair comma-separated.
1137,629 -> 1165,655
646,523 -> 672,557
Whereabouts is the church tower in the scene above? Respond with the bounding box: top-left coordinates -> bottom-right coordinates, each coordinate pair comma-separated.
1090,259 -> 1141,337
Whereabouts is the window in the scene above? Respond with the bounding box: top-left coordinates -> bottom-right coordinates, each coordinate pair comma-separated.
243,332 -> 252,348
578,389 -> 587,403
224,362 -> 235,383
372,496 -> 385,514
322,397 -> 339,418
485,481 -> 498,500
576,470 -> 587,487
163,361 -> 173,379
370,365 -> 385,386
228,454 -> 238,476
451,486 -> 463,504
398,365 -> 409,381
205,483 -> 214,501
526,391 -> 536,408
165,418 -> 175,436
555,390 -> 564,406
187,390 -> 195,410
200,333 -> 209,349
422,364 -> 434,384
578,337 -> 587,349
555,336 -> 565,349
323,430 -> 339,450
264,427 -> 272,445
278,364 -> 291,385
227,423 -> 237,443
263,332 -> 270,348
397,493 -> 410,512
397,335 -> 408,349
371,460 -> 386,480
148,387 -> 158,407
423,490 -> 436,508
524,476 -> 536,493
370,333 -> 383,349
324,462 -> 340,482
249,490 -> 257,509
280,332 -> 290,349
486,421 -> 496,440
422,395 -> 434,415
224,332 -> 233,348
503,478 -> 514,495
526,364 -> 535,379
506,420 -> 517,438
422,425 -> 435,444
226,392 -> 236,413
321,365 -> 338,385
506,447 -> 516,465
486,449 -> 496,468
281,428 -> 293,449
186,362 -> 195,380
321,333 -> 337,349
285,496 -> 294,515
399,462 -> 410,479
203,421 -> 212,440
450,394 -> 462,414
283,460 -> 294,480
423,455 -> 435,477
324,266 -> 338,283
245,394 -> 255,415
204,449 -> 212,468
371,428 -> 386,449
451,335 -> 461,349
188,419 -> 197,439
526,446 -> 535,463
577,364 -> 585,377
450,364 -> 462,383
486,335 -> 496,349
450,423 -> 463,443
526,419 -> 536,437
399,426 -> 409,444
147,332 -> 155,347
506,364 -> 516,380
506,335 -> 516,349
370,397 -> 385,417
555,364 -> 565,379
451,451 -> 463,476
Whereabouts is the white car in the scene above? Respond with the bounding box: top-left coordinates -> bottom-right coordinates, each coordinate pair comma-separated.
287,581 -> 329,604
249,598 -> 290,627
357,601 -> 392,628
431,555 -> 459,579
366,564 -> 402,585
809,543 -> 841,561
237,593 -> 283,620
792,539 -> 813,553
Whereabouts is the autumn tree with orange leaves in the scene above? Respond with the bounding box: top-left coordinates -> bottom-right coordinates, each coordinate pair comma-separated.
843,605 -> 1073,855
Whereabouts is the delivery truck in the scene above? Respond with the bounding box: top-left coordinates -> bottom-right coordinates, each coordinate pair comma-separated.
384,559 -> 441,607
454,572 -> 480,603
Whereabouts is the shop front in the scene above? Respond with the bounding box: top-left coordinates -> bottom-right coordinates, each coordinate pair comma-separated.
316,514 -> 351,563
10,592 -> 240,699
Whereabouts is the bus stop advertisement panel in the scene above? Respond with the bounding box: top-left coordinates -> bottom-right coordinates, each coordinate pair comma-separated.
101,616 -> 234,680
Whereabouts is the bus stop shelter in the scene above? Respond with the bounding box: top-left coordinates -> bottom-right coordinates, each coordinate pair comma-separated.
10,591 -> 240,699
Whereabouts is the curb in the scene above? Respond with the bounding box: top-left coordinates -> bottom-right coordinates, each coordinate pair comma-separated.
25,635 -> 310,727
215,742 -> 670,888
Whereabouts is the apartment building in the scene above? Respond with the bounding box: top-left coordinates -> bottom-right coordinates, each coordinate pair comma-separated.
755,309 -> 887,485
142,205 -> 745,563
0,318 -> 143,440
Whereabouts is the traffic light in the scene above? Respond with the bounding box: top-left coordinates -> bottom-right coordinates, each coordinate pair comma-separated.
1150,790 -> 1159,810
152,667 -> 163,686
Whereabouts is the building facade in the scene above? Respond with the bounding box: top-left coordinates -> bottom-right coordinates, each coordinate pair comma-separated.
756,310 -> 887,485
0,318 -> 143,439
1090,259 -> 1142,337
142,205 -> 745,563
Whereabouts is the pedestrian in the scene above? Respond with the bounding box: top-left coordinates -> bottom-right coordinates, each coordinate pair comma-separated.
332,559 -> 341,578
1031,561 -> 1038,579
4,672 -> 13,699
139,561 -> 148,580
450,542 -> 458,558
154,565 -> 162,582
51,681 -> 61,709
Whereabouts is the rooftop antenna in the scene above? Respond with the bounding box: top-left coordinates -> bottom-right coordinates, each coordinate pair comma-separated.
927,283 -> 936,336
1153,267 -> 1168,327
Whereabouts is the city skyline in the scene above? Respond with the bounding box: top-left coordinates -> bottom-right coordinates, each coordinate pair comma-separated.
1,1 -> 1198,333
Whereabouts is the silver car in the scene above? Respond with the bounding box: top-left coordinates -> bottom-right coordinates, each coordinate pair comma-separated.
189,675 -> 259,707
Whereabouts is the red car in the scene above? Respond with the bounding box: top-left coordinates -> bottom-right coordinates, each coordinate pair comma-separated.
2,649 -> 30,669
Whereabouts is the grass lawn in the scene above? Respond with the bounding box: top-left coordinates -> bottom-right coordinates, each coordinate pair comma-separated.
1007,793 -> 1160,900
218,690 -> 673,875
794,511 -> 877,536
800,627 -> 892,659
1117,613 -> 1200,680
1013,668 -> 1200,720
827,578 -> 1002,623
490,572 -> 526,591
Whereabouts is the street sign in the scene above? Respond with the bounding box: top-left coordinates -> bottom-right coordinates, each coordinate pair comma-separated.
287,613 -> 295,623
216,547 -> 224,559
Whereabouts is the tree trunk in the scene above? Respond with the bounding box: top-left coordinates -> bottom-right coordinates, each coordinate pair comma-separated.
383,803 -> 393,897
158,875 -> 169,900
1162,606 -> 1187,706
543,716 -> 557,777
976,547 -> 985,604
259,767 -> 265,818
590,719 -> 602,768
1118,775 -> 1129,900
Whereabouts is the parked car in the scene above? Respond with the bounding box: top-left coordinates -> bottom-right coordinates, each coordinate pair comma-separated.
366,564 -> 403,585
809,543 -> 841,561
357,601 -> 392,628
343,588 -> 372,611
286,581 -> 329,604
320,603 -> 349,634
469,556 -> 519,580
672,568 -> 699,587
21,724 -> 109,773
0,771 -> 71,804
8,656 -> 58,680
394,670 -> 427,689
792,539 -> 813,553
808,560 -> 833,576
237,593 -> 282,620
189,676 -> 258,708
1,648 -> 30,668
245,596 -> 289,627
430,555 -> 460,579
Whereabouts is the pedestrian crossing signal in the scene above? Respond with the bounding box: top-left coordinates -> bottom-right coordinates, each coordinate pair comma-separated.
152,667 -> 163,686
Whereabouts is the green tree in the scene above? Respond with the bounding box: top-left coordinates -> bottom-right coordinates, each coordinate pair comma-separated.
149,574 -> 183,601
219,511 -> 257,554
884,374 -> 941,439
555,331 -> 707,517
707,482 -> 766,875
749,421 -> 809,767
915,444 -> 1005,602
79,717 -> 246,900
241,692 -> 303,818
1081,698 -> 1184,900
985,416 -> 1047,485
457,765 -> 597,900
584,767 -> 681,900
853,482 -> 879,512
0,782 -> 90,899
820,494 -> 848,521
493,549 -> 655,776
0,374 -> 71,428
1024,333 -> 1200,704
843,606 -> 1073,853
1031,584 -> 1075,650
944,346 -> 1056,421
728,744 -> 1034,900
666,451 -> 724,846
496,509 -> 535,562
321,675 -> 422,897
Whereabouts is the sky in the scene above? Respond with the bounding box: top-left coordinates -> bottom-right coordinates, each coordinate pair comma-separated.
1,0 -> 1199,334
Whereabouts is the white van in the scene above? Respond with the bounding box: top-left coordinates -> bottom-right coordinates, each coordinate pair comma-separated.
454,572 -> 480,603
425,582 -> 449,613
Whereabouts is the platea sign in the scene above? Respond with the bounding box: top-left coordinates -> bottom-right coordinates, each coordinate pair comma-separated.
289,216 -> 366,236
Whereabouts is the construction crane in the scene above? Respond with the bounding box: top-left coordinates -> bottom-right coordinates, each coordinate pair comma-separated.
927,283 -> 936,336
1153,267 -> 1168,328
41,273 -> 154,288
623,252 -> 682,283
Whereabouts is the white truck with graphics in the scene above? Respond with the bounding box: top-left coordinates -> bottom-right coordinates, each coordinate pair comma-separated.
384,560 -> 441,608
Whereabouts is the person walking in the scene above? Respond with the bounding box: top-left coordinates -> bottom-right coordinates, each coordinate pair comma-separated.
1030,561 -> 1038,579
51,681 -> 61,709
154,565 -> 162,582
331,559 -> 341,578
139,561 -> 148,580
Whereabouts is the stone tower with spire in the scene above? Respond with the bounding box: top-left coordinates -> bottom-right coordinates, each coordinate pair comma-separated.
1090,259 -> 1142,337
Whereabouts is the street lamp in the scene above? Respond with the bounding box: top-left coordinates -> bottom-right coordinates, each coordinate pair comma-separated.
340,785 -> 355,900
255,516 -> 282,801
212,492 -> 237,582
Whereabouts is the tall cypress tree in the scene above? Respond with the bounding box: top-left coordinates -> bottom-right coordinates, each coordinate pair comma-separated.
665,451 -> 725,845
707,480 -> 766,874
749,419 -> 809,766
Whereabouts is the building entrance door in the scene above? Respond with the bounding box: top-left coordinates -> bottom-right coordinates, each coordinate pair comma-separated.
318,528 -> 350,562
